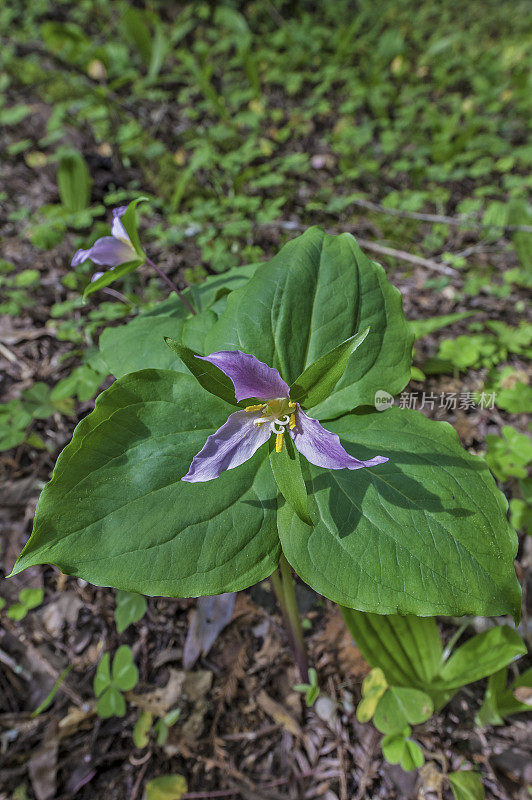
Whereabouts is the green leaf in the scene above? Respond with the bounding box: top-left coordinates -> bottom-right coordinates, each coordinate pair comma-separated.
476,667 -> 532,726
164,339 -> 238,405
205,228 -> 413,419
144,775 -> 188,800
439,626 -> 526,689
120,197 -> 148,256
356,667 -> 388,722
278,407 -> 521,618
19,587 -> 44,609
382,730 -> 424,771
133,710 -> 153,748
115,590 -> 147,633
112,645 -> 139,691
11,371 -> 280,596
293,667 -> 320,707
269,436 -> 312,526
289,328 -> 370,408
341,610 -> 443,691
373,687 -> 433,734
94,653 -> 111,697
410,312 -> 475,340
122,7 -> 152,65
381,730 -> 410,763
99,298 -> 192,378
83,257 -> 144,299
7,603 -> 27,621
31,666 -> 73,717
98,263 -> 259,379
57,149 -> 91,212
401,739 -> 425,771
449,771 -> 485,800
97,685 -> 126,718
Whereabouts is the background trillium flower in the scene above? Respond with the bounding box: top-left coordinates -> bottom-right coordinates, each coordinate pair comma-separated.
182,350 -> 388,483
71,206 -> 138,270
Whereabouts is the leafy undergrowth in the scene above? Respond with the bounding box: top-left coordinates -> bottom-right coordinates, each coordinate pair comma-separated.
0,1 -> 531,798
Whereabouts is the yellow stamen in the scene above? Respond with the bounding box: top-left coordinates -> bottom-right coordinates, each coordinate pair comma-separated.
289,401 -> 296,408
289,413 -> 296,429
245,404 -> 263,413
253,417 -> 268,425
275,432 -> 284,453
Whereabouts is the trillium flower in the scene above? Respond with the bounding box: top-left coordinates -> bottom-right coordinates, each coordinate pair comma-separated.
71,206 -> 139,270
182,350 -> 388,483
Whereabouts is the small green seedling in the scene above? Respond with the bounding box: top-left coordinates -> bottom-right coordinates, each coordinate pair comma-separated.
476,666 -> 532,726
485,425 -> 532,482
143,774 -> 187,800
356,667 -> 388,722
7,588 -> 44,621
115,590 -> 147,633
133,707 -> 182,748
294,667 -> 320,707
381,726 -> 424,772
449,770 -> 485,800
356,668 -> 433,771
94,645 -> 138,718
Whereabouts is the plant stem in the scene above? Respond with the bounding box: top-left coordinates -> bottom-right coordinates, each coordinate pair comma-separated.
145,256 -> 196,315
271,555 -> 309,682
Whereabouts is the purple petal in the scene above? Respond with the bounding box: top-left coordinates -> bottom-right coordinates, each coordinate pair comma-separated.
111,206 -> 131,243
197,351 -> 289,402
290,408 -> 388,471
182,410 -> 270,483
71,236 -> 136,268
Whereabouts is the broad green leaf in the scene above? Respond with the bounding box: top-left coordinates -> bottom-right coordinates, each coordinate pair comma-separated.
94,653 -> 111,696
269,436 -> 312,526
11,371 -> 280,596
97,685 -> 126,718
341,610 -> 443,689
439,626 -> 525,689
449,771 -> 485,800
164,339 -> 237,405
278,407 -> 521,618
144,775 -> 188,800
98,264 -> 261,379
205,227 -> 413,419
289,328 -> 370,408
99,297 -> 193,378
112,645 -> 139,691
115,590 -> 147,633
373,687 -> 433,734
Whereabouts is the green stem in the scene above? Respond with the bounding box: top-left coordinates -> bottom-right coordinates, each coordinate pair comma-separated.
271,555 -> 309,682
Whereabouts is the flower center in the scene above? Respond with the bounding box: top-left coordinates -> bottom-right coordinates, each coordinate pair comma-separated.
245,399 -> 297,452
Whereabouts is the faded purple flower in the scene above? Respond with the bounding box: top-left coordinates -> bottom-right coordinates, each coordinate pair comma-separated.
71,206 -> 138,269
182,350 -> 388,483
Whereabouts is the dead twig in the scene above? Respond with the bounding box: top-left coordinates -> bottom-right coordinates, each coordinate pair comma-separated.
356,238 -> 458,276
347,196 -> 532,233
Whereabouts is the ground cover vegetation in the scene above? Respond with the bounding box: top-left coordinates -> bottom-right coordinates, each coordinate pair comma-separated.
0,1 -> 531,799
